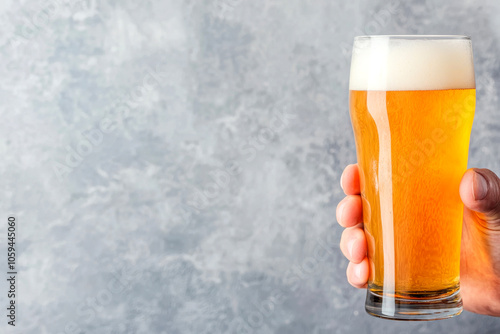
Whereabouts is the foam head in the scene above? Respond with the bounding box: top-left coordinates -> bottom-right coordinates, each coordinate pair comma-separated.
349,36 -> 475,91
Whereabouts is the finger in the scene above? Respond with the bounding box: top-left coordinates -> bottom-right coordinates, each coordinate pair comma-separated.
346,258 -> 369,289
460,168 -> 500,229
341,164 -> 360,195
340,226 -> 367,264
336,195 -> 363,227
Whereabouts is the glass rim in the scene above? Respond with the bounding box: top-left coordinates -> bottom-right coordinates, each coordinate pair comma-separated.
354,35 -> 471,40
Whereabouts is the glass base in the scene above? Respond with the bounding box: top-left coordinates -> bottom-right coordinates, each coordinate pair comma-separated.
365,289 -> 463,321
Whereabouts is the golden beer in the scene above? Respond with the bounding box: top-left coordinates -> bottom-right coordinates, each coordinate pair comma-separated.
349,36 -> 475,320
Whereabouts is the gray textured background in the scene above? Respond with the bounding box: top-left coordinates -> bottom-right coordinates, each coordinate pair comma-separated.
1,0 -> 500,333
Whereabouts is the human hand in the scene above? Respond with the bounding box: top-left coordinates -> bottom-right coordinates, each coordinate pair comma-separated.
337,164 -> 500,316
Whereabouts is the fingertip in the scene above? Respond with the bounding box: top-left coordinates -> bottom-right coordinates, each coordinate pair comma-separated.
460,168 -> 500,221
459,169 -> 475,207
347,258 -> 369,288
351,231 -> 367,263
340,226 -> 366,263
336,195 -> 363,227
341,164 -> 361,195
460,168 -> 495,211
336,200 -> 345,226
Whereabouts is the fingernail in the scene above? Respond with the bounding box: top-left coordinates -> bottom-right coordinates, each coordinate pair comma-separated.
354,263 -> 363,279
337,203 -> 344,224
473,172 -> 488,201
348,238 -> 356,258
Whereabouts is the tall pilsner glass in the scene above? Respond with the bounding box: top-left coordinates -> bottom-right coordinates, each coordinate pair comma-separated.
348,35 -> 475,320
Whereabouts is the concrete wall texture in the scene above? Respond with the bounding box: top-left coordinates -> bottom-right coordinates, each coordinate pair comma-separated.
1,0 -> 500,333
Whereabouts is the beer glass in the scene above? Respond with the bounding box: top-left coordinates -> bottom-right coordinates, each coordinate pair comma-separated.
348,35 -> 475,320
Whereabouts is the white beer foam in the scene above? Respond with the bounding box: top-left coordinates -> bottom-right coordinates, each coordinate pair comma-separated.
349,37 -> 475,91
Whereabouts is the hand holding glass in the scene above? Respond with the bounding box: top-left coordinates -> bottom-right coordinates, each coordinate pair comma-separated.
348,35 -> 475,320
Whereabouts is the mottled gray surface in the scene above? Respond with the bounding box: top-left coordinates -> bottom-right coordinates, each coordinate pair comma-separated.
1,0 -> 500,333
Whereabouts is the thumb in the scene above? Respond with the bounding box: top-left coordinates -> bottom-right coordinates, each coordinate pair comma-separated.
460,168 -> 500,229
